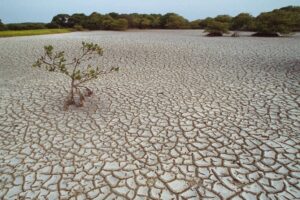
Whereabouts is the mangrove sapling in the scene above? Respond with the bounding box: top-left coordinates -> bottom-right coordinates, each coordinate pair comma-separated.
33,42 -> 119,110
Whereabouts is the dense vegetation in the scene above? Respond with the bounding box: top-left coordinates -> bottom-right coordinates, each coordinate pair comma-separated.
0,6 -> 299,36
0,19 -> 5,31
254,6 -> 300,36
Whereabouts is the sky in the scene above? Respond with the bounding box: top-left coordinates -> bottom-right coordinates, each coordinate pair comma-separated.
0,0 -> 299,23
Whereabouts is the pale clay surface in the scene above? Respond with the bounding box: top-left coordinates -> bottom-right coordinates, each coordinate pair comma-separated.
0,30 -> 299,200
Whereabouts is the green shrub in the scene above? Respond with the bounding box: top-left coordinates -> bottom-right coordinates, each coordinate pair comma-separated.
231,13 -> 255,31
69,13 -> 87,27
73,25 -> 84,31
214,15 -> 232,24
139,18 -> 152,29
205,20 -> 229,36
110,19 -> 128,31
83,12 -> 103,30
190,20 -> 201,29
6,23 -> 46,30
199,17 -> 214,29
45,23 -> 60,29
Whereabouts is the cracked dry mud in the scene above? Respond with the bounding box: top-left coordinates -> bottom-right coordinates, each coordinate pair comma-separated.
0,30 -> 300,200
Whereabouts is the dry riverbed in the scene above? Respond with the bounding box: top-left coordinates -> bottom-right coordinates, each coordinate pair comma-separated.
0,30 -> 299,199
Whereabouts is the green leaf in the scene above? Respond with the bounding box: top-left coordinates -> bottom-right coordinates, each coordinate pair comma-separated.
75,73 -> 81,80
111,67 -> 119,72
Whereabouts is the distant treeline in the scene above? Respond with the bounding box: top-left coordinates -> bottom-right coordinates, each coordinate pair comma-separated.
0,6 -> 299,34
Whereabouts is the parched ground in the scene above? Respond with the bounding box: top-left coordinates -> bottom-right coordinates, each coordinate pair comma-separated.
0,30 -> 299,200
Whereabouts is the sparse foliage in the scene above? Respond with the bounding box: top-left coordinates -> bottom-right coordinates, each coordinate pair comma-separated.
33,42 -> 119,110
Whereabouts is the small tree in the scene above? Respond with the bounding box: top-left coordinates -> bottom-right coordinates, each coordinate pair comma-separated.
51,14 -> 71,28
231,13 -> 255,31
0,19 -> 6,31
33,42 -> 119,110
69,13 -> 87,27
205,20 -> 229,36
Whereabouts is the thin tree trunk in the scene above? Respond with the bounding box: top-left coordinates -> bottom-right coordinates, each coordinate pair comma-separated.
70,79 -> 75,102
64,79 -> 75,110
